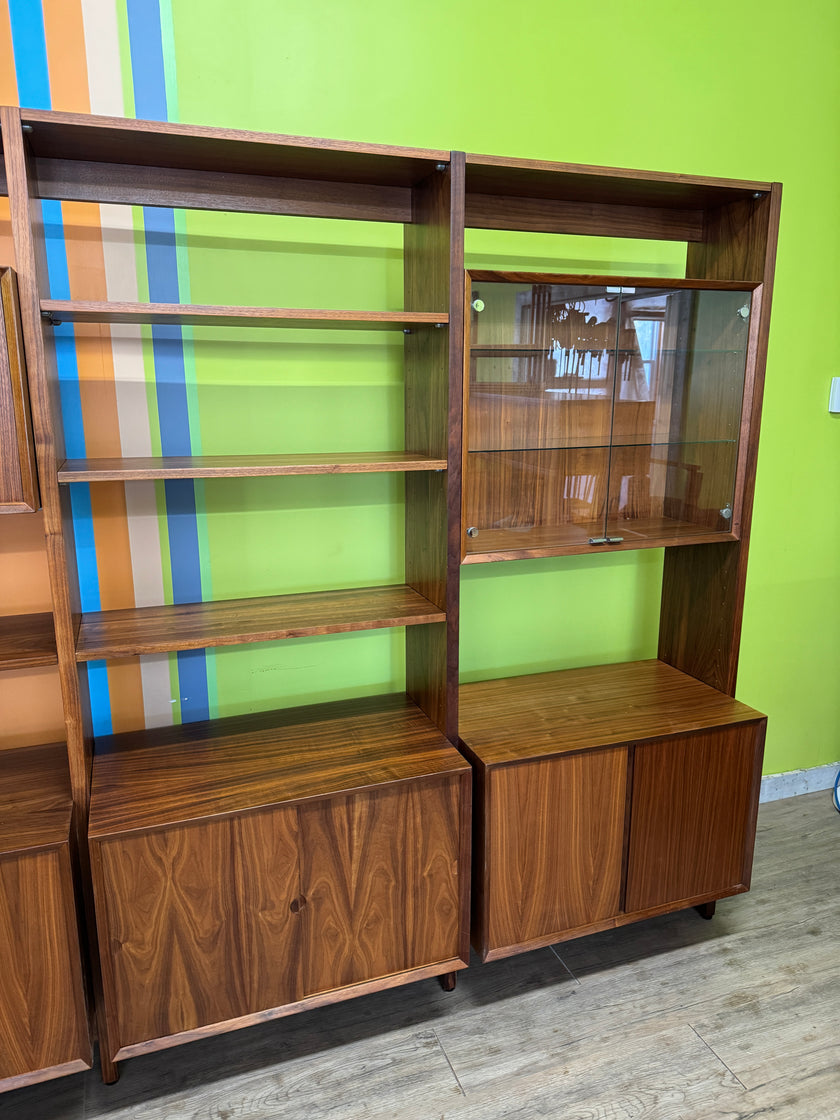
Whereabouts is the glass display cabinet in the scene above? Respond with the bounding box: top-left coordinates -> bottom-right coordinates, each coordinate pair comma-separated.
462,272 -> 760,561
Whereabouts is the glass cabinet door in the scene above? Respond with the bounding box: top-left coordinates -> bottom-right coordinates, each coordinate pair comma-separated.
605,285 -> 751,545
463,273 -> 754,560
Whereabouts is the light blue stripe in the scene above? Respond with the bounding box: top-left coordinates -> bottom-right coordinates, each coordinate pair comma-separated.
127,0 -> 209,722
87,663 -> 113,738
8,0 -> 51,108
126,0 -> 168,121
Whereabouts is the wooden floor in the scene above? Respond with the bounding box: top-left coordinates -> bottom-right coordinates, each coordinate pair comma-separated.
8,790 -> 839,1119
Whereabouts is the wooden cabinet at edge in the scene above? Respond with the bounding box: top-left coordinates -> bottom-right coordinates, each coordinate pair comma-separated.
460,661 -> 765,961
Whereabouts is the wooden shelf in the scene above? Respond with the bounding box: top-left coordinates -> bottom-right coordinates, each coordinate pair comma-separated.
40,301 -> 448,330
463,519 -> 736,562
459,659 -> 763,767
0,612 -> 58,669
58,452 -> 447,482
75,584 -> 446,661
88,692 -> 469,838
0,742 -> 72,855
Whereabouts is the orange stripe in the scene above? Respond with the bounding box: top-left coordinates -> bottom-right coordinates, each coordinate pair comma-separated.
0,6 -> 18,266
42,0 -> 90,112
106,657 -> 148,735
0,4 -> 18,105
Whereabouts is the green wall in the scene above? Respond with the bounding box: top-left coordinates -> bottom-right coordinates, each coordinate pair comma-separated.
167,0 -> 839,774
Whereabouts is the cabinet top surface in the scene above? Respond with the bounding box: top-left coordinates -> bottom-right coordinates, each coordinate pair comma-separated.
459,660 -> 765,766
0,742 -> 72,854
88,693 -> 469,839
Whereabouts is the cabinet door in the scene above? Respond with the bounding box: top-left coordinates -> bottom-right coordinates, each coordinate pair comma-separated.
0,269 -> 38,514
625,723 -> 764,913
0,846 -> 90,1088
485,748 -> 627,955
299,776 -> 463,996
96,808 -> 301,1053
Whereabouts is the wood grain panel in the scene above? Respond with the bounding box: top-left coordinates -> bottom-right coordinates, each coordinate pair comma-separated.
76,584 -> 445,661
22,109 -> 448,186
41,300 -> 447,330
0,268 -> 39,511
483,749 -> 626,955
96,820 -> 249,1051
661,185 -> 782,694
58,451 -> 446,481
464,153 -> 771,209
233,808 -> 302,1012
34,158 -> 412,223
625,722 -> 765,912
0,846 -> 90,1085
88,692 -> 469,838
465,193 -> 704,241
300,777 -> 463,994
0,741 -> 71,855
0,611 -> 57,669
459,660 -> 762,766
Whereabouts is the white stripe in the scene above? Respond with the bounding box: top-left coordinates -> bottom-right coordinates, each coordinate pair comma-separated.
80,0 -> 125,117
139,654 -> 175,729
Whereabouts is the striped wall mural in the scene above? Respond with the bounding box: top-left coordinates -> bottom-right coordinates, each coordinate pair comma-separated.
1,0 -> 409,737
3,0 -> 214,734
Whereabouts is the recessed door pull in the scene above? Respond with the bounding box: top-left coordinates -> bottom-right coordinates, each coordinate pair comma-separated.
589,536 -> 624,545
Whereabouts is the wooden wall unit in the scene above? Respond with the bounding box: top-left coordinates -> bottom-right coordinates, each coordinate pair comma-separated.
0,106 -> 780,1090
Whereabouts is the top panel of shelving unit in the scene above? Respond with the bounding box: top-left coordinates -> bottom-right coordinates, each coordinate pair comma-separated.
465,153 -> 773,210
18,109 -> 449,187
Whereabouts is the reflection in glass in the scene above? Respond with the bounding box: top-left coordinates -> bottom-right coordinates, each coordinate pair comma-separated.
465,278 -> 752,555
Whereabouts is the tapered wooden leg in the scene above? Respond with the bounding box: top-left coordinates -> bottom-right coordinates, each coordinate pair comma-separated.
99,1045 -> 119,1085
439,971 -> 457,992
695,900 -> 716,920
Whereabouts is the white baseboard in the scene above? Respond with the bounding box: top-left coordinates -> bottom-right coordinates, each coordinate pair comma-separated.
760,761 -> 840,803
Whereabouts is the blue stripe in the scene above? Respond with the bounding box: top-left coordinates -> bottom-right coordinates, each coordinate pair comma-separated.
126,0 -> 168,121
127,1 -> 209,722
8,0 -> 51,108
87,663 -> 114,738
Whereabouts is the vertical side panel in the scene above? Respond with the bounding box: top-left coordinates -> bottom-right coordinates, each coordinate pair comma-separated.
0,268 -> 39,511
660,186 -> 781,693
404,155 -> 464,739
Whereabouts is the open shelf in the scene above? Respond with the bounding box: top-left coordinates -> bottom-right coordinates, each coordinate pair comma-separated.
40,301 -> 448,330
0,612 -> 58,670
88,692 -> 469,838
0,742 -> 72,855
58,452 -> 448,482
459,659 -> 762,766
75,584 -> 446,661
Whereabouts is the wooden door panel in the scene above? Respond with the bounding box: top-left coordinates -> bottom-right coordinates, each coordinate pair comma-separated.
98,819 -> 248,1049
0,847 -> 89,1083
487,749 -> 626,952
625,722 -> 764,912
234,806 -> 302,1011
300,777 -> 462,995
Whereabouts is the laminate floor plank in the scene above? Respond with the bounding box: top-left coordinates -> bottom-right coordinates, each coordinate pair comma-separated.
3,791 -> 838,1119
